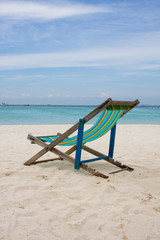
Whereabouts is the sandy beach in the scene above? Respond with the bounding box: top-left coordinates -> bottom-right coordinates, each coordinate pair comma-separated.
0,124 -> 160,240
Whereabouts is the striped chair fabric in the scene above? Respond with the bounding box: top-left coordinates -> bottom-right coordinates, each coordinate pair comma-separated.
38,105 -> 132,146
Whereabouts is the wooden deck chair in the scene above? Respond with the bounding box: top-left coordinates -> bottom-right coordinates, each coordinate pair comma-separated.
24,98 -> 139,179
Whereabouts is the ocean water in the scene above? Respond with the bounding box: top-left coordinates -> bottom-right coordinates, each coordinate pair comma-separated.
0,105 -> 160,125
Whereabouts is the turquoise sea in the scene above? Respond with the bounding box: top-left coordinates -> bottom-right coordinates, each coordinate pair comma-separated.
0,105 -> 160,125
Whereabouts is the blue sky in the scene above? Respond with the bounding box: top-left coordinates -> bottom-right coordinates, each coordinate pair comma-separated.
0,0 -> 160,105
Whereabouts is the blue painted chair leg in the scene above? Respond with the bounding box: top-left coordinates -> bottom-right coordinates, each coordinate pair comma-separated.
108,124 -> 116,158
74,119 -> 85,170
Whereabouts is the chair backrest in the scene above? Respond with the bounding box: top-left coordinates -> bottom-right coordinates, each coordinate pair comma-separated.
38,105 -> 133,146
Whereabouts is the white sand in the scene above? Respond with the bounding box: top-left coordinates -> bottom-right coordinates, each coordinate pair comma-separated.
0,124 -> 160,240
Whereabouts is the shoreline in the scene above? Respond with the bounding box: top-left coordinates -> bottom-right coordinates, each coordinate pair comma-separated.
0,123 -> 160,126
0,124 -> 160,239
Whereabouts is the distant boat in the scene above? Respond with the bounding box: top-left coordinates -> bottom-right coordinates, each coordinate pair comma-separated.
1,102 -> 8,106
24,104 -> 30,106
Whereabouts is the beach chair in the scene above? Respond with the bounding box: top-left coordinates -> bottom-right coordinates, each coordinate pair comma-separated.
25,98 -> 139,178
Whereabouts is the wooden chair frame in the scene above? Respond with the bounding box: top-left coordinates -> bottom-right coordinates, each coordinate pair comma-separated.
24,98 -> 139,179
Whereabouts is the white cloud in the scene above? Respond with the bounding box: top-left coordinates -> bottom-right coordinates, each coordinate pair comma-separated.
0,93 -> 31,98
100,92 -> 109,98
0,1 -> 110,21
9,74 -> 45,81
0,44 -> 160,70
47,94 -> 54,98
0,92 -> 73,99
21,93 -> 31,97
46,93 -> 70,98
65,94 -> 71,98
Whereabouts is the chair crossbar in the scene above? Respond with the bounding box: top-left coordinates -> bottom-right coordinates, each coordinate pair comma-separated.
80,155 -> 110,164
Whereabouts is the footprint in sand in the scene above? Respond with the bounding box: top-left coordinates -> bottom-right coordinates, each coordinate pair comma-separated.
36,175 -> 49,180
141,193 -> 154,203
5,171 -> 14,176
153,206 -> 160,212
